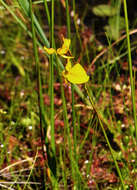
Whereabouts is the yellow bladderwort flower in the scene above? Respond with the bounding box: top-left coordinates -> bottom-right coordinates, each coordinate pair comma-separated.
62,59 -> 89,84
44,38 -> 73,59
0,109 -> 7,114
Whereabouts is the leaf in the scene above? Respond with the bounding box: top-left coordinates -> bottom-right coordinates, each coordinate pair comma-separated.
17,0 -> 30,17
105,16 -> 125,40
92,4 -> 117,17
17,0 -> 49,47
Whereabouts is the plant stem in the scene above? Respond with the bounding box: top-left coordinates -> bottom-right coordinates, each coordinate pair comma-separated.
44,0 -> 50,26
29,0 -> 46,159
65,0 -> 71,38
65,0 -> 76,154
123,0 -> 137,142
29,0 -> 47,188
65,0 -> 78,184
50,0 -> 56,154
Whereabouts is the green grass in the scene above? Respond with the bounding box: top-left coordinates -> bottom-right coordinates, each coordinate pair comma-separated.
0,0 -> 137,189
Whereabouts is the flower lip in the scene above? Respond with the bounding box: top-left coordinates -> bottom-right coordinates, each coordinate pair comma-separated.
62,59 -> 89,84
44,47 -> 56,55
44,38 -> 73,59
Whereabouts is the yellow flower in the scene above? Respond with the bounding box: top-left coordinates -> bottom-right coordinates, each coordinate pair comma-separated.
0,109 -> 7,114
44,47 -> 56,55
62,59 -> 89,84
44,38 -> 73,58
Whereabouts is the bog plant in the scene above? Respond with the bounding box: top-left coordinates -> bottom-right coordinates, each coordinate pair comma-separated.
0,0 -> 137,189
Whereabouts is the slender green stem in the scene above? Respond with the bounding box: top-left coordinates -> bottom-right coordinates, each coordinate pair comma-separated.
85,84 -> 126,190
29,0 -> 47,188
44,0 -> 58,186
50,0 -> 56,154
71,0 -> 78,161
59,65 -> 75,181
59,147 -> 67,189
72,85 -> 77,159
65,0 -> 78,183
44,0 -> 50,25
29,0 -> 46,158
65,0 -> 76,153
65,0 -> 71,38
55,54 -> 76,184
123,0 -> 137,142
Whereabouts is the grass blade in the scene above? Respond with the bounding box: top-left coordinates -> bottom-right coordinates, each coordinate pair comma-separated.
123,0 -> 137,142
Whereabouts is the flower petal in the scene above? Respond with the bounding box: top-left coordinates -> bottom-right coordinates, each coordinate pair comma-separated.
62,38 -> 71,49
60,54 -> 74,59
44,47 -> 56,54
63,63 -> 89,84
65,59 -> 72,71
57,38 -> 71,57
57,47 -> 68,55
